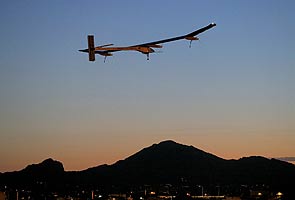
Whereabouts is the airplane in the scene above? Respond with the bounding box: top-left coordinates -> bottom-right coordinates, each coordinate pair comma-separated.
79,23 -> 216,62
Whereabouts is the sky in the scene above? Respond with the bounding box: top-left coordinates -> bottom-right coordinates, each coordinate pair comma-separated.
0,0 -> 294,172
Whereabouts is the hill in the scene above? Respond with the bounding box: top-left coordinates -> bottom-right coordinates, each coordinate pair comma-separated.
1,140 -> 295,197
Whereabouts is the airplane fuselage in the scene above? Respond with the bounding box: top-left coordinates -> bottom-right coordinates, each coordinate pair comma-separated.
94,46 -> 156,54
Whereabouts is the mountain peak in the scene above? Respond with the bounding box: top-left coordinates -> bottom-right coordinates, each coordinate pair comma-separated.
158,140 -> 178,145
41,158 -> 60,165
124,140 -> 221,161
22,158 -> 64,175
108,140 -> 227,184
149,140 -> 186,150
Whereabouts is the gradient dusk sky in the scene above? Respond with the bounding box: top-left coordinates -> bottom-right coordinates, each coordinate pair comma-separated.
0,1 -> 294,172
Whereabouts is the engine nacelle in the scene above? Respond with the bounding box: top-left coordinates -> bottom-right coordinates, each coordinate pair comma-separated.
185,36 -> 199,41
147,44 -> 163,48
97,51 -> 113,56
135,46 -> 155,54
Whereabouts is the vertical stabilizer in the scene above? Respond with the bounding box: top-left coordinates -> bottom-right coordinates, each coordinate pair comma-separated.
88,35 -> 95,61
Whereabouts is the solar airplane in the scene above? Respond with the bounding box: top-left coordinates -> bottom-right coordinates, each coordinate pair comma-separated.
79,23 -> 216,62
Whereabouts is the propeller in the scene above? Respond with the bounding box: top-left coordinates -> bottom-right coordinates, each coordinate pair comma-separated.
189,40 -> 192,48
189,38 -> 200,48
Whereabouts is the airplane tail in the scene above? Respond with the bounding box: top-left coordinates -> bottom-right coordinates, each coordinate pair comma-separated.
88,35 -> 95,61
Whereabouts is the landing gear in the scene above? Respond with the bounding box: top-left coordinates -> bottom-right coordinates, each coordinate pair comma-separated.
189,40 -> 192,48
104,56 -> 107,63
147,53 -> 150,60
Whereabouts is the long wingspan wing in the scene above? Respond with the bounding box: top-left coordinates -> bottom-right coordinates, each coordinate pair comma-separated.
131,23 -> 216,47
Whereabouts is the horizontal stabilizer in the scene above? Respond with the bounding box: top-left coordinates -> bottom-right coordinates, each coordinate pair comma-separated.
98,44 -> 114,48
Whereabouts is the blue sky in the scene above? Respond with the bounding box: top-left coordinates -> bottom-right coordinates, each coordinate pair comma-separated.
0,0 -> 294,171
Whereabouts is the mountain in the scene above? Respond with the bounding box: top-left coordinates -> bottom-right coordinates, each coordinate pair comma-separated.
79,141 -> 295,187
1,140 -> 295,195
83,140 -> 227,184
21,158 -> 64,175
0,158 -> 65,189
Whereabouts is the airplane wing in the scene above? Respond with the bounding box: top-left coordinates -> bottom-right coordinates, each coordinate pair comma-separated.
131,23 -> 216,47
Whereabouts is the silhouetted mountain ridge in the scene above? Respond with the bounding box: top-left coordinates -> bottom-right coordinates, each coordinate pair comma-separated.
21,158 -> 64,174
1,140 -> 295,193
102,140 -> 227,184
0,158 -> 64,189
